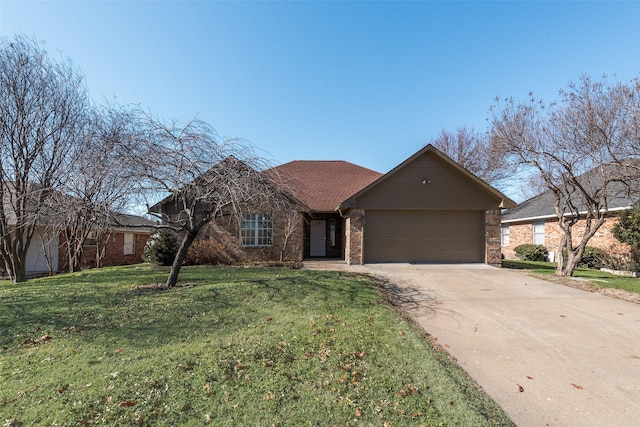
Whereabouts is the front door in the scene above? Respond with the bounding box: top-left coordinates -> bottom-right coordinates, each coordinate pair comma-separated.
310,220 -> 327,257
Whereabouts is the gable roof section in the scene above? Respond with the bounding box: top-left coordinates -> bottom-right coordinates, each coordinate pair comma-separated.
271,161 -> 383,212
339,144 -> 516,211
502,164 -> 639,223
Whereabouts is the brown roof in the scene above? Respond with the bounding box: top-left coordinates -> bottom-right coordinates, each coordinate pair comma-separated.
270,161 -> 383,212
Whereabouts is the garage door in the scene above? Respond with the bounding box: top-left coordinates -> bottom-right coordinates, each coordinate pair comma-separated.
363,210 -> 484,263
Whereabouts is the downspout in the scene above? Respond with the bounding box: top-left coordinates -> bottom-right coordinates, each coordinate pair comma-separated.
336,204 -> 348,262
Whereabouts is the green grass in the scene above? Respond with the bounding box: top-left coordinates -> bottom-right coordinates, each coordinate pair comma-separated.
0,264 -> 512,426
503,259 -> 640,293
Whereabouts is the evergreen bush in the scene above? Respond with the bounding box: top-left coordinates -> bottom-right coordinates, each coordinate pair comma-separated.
614,205 -> 640,249
142,230 -> 178,266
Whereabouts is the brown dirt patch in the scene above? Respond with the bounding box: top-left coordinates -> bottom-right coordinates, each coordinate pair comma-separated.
528,272 -> 640,304
132,283 -> 196,292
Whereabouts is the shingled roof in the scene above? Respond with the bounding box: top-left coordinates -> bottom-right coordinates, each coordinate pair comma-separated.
502,164 -> 639,223
270,161 -> 383,212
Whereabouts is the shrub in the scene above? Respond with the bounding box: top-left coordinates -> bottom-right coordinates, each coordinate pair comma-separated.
579,247 -> 607,269
184,239 -> 243,265
614,205 -> 640,249
597,249 -> 640,272
514,244 -> 549,261
142,230 -> 178,266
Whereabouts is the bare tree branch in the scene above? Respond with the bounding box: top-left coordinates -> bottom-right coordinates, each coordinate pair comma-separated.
135,112 -> 294,287
492,74 -> 640,276
0,35 -> 88,282
429,126 -> 511,189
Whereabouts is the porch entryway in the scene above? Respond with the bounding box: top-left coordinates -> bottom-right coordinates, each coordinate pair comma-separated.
310,220 -> 326,256
304,213 -> 344,259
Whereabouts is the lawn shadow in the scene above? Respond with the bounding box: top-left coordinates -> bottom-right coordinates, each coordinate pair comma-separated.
502,260 -> 556,271
362,273 -> 442,316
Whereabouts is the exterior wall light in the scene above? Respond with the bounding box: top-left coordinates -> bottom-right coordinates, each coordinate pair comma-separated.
422,179 -> 431,184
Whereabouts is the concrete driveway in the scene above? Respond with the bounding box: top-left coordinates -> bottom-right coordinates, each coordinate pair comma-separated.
304,261 -> 640,426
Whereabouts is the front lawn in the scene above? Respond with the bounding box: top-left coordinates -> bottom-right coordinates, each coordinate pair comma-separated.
503,260 -> 640,294
0,264 -> 511,426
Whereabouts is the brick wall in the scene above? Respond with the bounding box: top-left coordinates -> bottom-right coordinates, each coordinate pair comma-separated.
209,211 -> 304,262
345,209 -> 364,265
502,216 -> 632,260
100,232 -> 149,267
59,231 -> 150,271
501,223 -> 533,259
485,209 -> 502,266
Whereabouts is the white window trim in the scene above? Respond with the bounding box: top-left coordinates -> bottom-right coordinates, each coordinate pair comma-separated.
501,225 -> 510,246
123,232 -> 136,255
240,213 -> 273,247
532,221 -> 545,246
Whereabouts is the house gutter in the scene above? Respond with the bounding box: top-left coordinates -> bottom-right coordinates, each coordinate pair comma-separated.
501,205 -> 632,224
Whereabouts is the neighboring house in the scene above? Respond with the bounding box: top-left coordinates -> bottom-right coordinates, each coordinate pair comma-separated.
58,213 -> 157,271
501,175 -> 637,262
0,182 -> 157,276
24,213 -> 156,276
153,144 -> 515,266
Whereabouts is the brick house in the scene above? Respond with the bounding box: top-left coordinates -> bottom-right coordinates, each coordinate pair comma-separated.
501,180 -> 636,262
57,213 -> 156,271
156,145 -> 515,266
23,213 -> 155,276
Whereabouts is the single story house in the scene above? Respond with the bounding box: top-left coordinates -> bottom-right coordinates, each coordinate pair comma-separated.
25,213 -> 156,276
501,172 -> 638,262
158,144 -> 515,266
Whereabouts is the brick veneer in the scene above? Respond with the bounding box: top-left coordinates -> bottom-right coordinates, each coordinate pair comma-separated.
485,209 -> 502,266
502,216 -> 632,260
345,209 -> 364,265
209,211 -> 304,262
59,231 -> 150,271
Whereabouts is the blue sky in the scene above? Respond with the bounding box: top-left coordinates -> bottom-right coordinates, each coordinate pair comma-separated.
2,1 -> 640,202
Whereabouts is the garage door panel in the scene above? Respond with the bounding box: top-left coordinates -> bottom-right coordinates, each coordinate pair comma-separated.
364,211 -> 484,263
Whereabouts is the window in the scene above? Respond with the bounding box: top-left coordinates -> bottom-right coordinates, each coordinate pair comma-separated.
124,233 -> 136,255
533,221 -> 545,245
240,213 -> 273,247
501,225 -> 510,246
84,230 -> 98,247
329,219 -> 336,247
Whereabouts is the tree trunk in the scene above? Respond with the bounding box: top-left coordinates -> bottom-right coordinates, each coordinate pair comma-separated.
13,263 -> 26,282
9,246 -> 28,283
556,243 -> 586,277
165,231 -> 197,288
6,238 -> 28,283
556,236 -> 567,276
557,251 -> 581,277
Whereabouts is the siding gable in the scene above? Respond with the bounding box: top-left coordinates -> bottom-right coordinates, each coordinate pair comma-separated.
350,149 -> 502,210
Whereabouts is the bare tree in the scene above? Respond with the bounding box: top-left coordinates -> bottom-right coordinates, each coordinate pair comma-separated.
0,35 -> 88,282
278,208 -> 303,262
135,113 -> 294,287
429,126 -> 510,188
53,103 -> 138,272
491,74 -> 640,276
